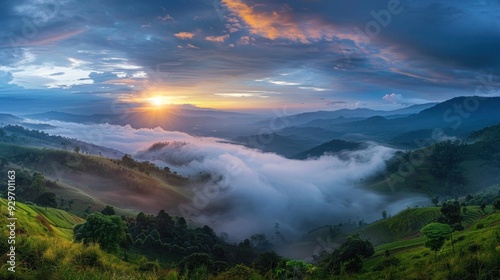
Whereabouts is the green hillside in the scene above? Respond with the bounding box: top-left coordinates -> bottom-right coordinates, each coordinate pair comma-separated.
0,142 -> 190,216
357,211 -> 500,280
367,124 -> 500,196
0,198 -> 167,280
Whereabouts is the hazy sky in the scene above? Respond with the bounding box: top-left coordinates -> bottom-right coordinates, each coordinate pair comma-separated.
1,0 -> 500,114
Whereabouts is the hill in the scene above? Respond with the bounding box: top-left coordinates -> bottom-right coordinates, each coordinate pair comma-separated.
366,123 -> 500,196
292,139 -> 366,160
0,142 -> 190,216
0,198 -> 167,279
357,209 -> 500,280
0,125 -> 124,158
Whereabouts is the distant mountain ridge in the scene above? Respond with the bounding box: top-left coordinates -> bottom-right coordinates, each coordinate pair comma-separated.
291,139 -> 366,160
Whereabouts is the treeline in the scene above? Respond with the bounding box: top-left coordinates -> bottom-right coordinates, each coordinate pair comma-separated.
73,205 -> 380,279
116,154 -> 188,184
0,167 -> 60,210
0,125 -> 72,147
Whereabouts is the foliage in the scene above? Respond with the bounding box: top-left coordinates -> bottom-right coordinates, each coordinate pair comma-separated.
438,201 -> 464,230
100,205 -> 115,215
322,234 -> 375,274
421,222 -> 452,259
176,253 -> 214,276
494,199 -> 500,210
74,213 -> 126,253
34,192 -> 58,209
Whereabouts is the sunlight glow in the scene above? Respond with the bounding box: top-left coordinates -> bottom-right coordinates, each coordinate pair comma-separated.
147,95 -> 170,107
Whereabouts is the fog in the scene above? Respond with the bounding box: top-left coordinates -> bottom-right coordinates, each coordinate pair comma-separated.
32,120 -> 429,239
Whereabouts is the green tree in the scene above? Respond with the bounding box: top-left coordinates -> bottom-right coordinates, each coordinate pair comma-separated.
252,251 -> 282,274
34,192 -> 57,210
74,213 -> 126,253
28,173 -> 46,201
0,156 -> 8,169
432,196 -> 440,206
101,205 -> 115,216
439,201 -> 463,230
494,199 -> 500,210
74,146 -> 81,154
382,210 -> 387,219
323,234 -> 375,274
421,223 -> 452,261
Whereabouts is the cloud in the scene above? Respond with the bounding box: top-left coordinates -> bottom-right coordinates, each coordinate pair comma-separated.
30,120 -> 429,240
382,93 -> 431,105
221,0 -> 349,44
174,32 -> 195,39
205,34 -> 230,43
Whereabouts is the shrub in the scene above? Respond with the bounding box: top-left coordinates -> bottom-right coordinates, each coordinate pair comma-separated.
72,249 -> 102,268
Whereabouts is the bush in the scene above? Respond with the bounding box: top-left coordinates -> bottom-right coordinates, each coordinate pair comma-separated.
137,257 -> 160,272
468,244 -> 481,253
476,223 -> 484,229
215,264 -> 262,280
72,249 -> 102,268
177,253 -> 214,276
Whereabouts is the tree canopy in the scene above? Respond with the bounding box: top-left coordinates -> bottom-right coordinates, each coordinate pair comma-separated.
74,213 -> 126,253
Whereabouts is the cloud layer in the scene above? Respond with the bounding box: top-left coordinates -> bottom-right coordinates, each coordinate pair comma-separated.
34,120 -> 429,239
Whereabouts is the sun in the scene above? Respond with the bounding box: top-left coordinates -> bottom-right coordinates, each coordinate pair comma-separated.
147,95 -> 169,107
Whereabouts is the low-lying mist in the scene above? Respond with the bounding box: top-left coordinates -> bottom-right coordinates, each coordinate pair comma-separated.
33,120 -> 429,240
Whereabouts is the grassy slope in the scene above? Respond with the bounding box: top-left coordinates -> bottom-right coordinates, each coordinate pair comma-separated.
0,197 -> 83,240
356,208 -> 500,280
0,198 -> 170,279
0,142 -> 190,216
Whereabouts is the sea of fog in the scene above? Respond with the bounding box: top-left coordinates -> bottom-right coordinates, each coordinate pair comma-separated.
29,120 -> 430,239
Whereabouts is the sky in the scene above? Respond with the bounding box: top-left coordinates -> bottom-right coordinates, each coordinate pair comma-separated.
1,0 -> 500,114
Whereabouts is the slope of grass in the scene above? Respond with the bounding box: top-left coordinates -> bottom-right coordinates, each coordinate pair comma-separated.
356,211 -> 500,280
0,198 -> 83,240
359,207 -> 442,245
0,198 -> 169,279
0,142 -> 190,216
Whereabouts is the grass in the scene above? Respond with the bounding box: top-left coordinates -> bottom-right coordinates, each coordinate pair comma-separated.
0,198 -> 83,240
0,142 -> 190,218
0,198 -> 166,279
353,211 -> 500,280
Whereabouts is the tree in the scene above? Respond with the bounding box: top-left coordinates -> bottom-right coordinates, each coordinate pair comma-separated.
480,202 -> 486,212
323,234 -> 374,274
101,205 -> 115,216
439,201 -> 463,230
250,233 -> 272,250
0,156 -> 8,169
432,196 -> 440,206
421,223 -> 452,261
494,199 -> 500,210
156,210 -> 174,238
74,146 -> 80,154
28,173 -> 46,201
382,210 -> 387,219
74,213 -> 126,253
34,192 -> 57,210
252,251 -> 282,274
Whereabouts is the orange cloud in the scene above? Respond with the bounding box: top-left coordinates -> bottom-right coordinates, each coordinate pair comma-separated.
205,34 -> 230,43
221,0 -> 351,44
174,32 -> 195,39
